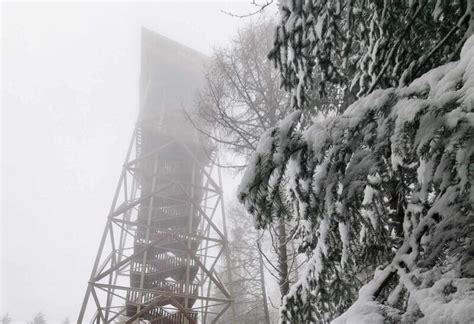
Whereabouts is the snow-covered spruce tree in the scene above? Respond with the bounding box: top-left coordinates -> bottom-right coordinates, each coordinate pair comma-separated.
270,0 -> 472,110
238,37 -> 474,323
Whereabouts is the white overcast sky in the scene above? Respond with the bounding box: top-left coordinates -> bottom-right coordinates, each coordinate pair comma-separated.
1,2 -> 277,322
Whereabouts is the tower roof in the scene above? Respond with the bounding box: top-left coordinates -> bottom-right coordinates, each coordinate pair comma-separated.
140,27 -> 208,115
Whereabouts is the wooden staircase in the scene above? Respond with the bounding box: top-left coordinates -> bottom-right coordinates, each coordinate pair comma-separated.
130,254 -> 199,284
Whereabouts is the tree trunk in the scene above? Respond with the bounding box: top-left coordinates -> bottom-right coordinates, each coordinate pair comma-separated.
467,0 -> 474,38
277,218 -> 290,296
258,246 -> 272,324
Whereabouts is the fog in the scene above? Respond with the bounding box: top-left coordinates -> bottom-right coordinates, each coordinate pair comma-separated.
1,2 -> 270,322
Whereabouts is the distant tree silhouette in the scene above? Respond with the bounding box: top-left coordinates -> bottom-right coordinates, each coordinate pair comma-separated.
29,312 -> 46,324
1,313 -> 12,324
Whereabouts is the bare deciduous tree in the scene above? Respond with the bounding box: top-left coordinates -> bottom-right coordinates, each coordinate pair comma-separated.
190,18 -> 288,165
215,202 -> 273,324
188,18 -> 303,301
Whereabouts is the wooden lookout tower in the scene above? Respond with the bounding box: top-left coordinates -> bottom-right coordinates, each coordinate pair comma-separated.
78,28 -> 235,323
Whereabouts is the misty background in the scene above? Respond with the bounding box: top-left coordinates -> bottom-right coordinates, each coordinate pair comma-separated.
1,2 -> 275,322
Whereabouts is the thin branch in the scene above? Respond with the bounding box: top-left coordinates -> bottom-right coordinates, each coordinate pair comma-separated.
221,0 -> 274,18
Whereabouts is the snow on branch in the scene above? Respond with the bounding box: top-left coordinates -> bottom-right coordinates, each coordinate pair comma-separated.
238,36 -> 474,323
269,0 -> 471,110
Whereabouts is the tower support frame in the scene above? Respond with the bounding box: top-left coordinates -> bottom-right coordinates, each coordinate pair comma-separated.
78,122 -> 234,323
